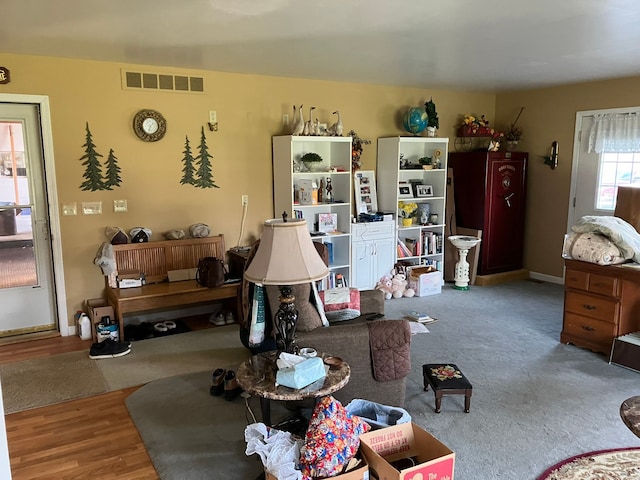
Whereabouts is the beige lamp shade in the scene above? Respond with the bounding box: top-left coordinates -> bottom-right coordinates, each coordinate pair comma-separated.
244,219 -> 329,285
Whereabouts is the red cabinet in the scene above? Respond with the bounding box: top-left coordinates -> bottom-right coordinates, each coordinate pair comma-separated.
448,151 -> 527,275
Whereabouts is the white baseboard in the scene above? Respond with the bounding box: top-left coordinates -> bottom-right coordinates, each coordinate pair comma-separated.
529,271 -> 564,285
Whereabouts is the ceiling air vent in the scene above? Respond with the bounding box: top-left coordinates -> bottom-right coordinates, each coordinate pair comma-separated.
122,70 -> 204,94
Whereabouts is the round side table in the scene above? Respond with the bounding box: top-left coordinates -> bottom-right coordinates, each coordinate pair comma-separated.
620,396 -> 640,438
236,351 -> 350,426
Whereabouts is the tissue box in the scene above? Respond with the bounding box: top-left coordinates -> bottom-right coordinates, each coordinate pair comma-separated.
276,357 -> 326,389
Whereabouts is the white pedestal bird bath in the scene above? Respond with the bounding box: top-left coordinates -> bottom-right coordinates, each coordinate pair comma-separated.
448,235 -> 482,290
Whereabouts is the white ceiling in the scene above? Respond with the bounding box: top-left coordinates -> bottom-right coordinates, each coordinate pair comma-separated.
3,0 -> 640,91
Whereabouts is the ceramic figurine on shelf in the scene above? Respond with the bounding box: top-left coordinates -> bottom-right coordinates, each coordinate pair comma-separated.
291,104 -> 304,136
313,118 -> 320,136
305,106 -> 316,136
325,177 -> 333,202
327,110 -> 343,136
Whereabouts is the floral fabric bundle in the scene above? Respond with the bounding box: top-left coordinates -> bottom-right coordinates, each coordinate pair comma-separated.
299,395 -> 370,479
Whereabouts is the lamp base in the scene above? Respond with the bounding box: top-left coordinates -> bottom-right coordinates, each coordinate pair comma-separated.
275,285 -> 298,354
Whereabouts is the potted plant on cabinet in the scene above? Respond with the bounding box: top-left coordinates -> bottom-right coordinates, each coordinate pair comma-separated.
398,201 -> 418,227
425,98 -> 439,137
301,152 -> 324,172
505,107 -> 524,150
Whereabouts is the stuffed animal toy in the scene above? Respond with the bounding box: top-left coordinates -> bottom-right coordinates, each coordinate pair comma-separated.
391,273 -> 415,298
376,274 -> 415,299
375,275 -> 394,300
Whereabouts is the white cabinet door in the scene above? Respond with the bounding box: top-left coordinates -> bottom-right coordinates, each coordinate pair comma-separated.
375,236 -> 396,283
351,241 -> 374,290
351,222 -> 396,290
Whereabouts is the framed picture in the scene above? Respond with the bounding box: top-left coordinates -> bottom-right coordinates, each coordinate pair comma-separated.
398,183 -> 413,198
317,213 -> 338,233
353,170 -> 378,215
416,184 -> 434,197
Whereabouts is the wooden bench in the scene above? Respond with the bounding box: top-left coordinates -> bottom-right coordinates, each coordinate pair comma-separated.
103,235 -> 240,341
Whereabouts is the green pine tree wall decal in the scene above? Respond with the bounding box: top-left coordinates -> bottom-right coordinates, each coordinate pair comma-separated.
180,135 -> 197,185
79,122 -> 105,191
195,126 -> 219,189
104,148 -> 122,189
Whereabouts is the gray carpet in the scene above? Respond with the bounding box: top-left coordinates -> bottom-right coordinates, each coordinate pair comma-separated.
0,351 -> 107,413
125,280 -> 640,480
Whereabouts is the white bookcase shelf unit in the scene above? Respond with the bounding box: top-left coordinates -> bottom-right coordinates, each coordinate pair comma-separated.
272,135 -> 353,289
376,136 -> 449,271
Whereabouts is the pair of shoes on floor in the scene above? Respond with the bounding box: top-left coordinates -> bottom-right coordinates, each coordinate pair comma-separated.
209,313 -> 225,326
210,368 -> 243,400
209,312 -> 235,326
153,320 -> 176,332
89,338 -> 132,359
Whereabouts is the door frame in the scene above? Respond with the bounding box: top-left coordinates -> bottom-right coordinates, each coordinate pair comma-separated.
0,93 -> 69,336
567,106 -> 640,231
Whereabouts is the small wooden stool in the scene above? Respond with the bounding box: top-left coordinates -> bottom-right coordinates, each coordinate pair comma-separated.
422,364 -> 472,413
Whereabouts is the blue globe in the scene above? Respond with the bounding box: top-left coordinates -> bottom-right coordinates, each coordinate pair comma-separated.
403,107 -> 428,135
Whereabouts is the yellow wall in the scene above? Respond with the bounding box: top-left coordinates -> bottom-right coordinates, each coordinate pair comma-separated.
495,76 -> 640,278
1,52 -> 495,328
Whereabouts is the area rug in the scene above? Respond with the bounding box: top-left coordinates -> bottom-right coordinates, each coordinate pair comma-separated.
0,325 -> 249,414
0,351 -> 108,413
537,448 -> 640,479
125,368 -> 288,480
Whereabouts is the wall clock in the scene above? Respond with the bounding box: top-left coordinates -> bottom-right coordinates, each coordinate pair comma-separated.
133,109 -> 166,142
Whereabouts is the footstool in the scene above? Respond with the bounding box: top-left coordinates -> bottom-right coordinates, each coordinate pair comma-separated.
422,364 -> 472,413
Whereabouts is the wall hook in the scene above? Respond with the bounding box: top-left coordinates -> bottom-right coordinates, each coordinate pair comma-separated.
544,141 -> 558,169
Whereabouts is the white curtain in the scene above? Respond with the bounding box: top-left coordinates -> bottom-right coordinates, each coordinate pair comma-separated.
588,112 -> 640,153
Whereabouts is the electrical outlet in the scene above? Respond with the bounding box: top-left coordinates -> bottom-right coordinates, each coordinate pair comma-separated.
209,110 -> 217,124
283,114 -> 289,125
241,195 -> 249,206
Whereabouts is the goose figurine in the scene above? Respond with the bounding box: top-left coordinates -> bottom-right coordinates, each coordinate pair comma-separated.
313,118 -> 320,136
305,106 -> 316,135
327,110 -> 343,136
291,104 -> 304,136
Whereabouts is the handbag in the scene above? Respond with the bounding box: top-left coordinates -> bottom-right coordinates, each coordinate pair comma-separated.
196,257 -> 225,288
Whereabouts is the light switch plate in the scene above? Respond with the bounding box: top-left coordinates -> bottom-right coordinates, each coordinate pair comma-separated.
62,203 -> 77,216
82,201 -> 102,215
113,199 -> 128,213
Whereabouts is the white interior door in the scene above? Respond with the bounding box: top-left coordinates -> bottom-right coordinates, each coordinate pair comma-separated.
568,107 -> 640,230
0,103 -> 58,336
569,116 -> 602,227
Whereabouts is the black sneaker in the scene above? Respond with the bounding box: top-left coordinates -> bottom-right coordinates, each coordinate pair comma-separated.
89,339 -> 131,359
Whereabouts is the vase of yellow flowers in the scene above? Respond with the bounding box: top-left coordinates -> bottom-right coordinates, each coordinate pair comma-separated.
398,201 -> 418,227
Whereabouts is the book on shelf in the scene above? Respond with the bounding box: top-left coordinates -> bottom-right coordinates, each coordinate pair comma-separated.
397,238 -> 412,258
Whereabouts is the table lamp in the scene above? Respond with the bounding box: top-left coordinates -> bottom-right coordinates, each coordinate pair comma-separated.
244,215 -> 329,353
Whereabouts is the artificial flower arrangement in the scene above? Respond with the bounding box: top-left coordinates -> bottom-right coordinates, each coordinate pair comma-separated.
459,114 -> 495,137
505,107 -> 525,142
398,201 -> 418,218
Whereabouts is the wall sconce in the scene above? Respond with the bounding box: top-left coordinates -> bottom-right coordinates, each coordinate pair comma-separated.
544,141 -> 558,169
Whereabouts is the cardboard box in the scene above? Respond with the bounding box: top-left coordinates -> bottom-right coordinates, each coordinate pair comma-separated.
264,455 -> 368,480
408,267 -> 443,296
359,422 -> 455,480
84,298 -> 115,342
116,270 -> 145,288
614,186 -> 640,232
167,268 -> 198,282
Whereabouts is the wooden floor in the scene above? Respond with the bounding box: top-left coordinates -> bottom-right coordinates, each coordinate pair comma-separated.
3,315 -> 218,479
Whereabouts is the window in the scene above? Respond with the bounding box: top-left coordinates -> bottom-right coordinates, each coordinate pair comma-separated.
596,152 -> 640,210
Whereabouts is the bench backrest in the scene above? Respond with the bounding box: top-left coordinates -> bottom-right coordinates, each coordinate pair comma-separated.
111,235 -> 226,284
